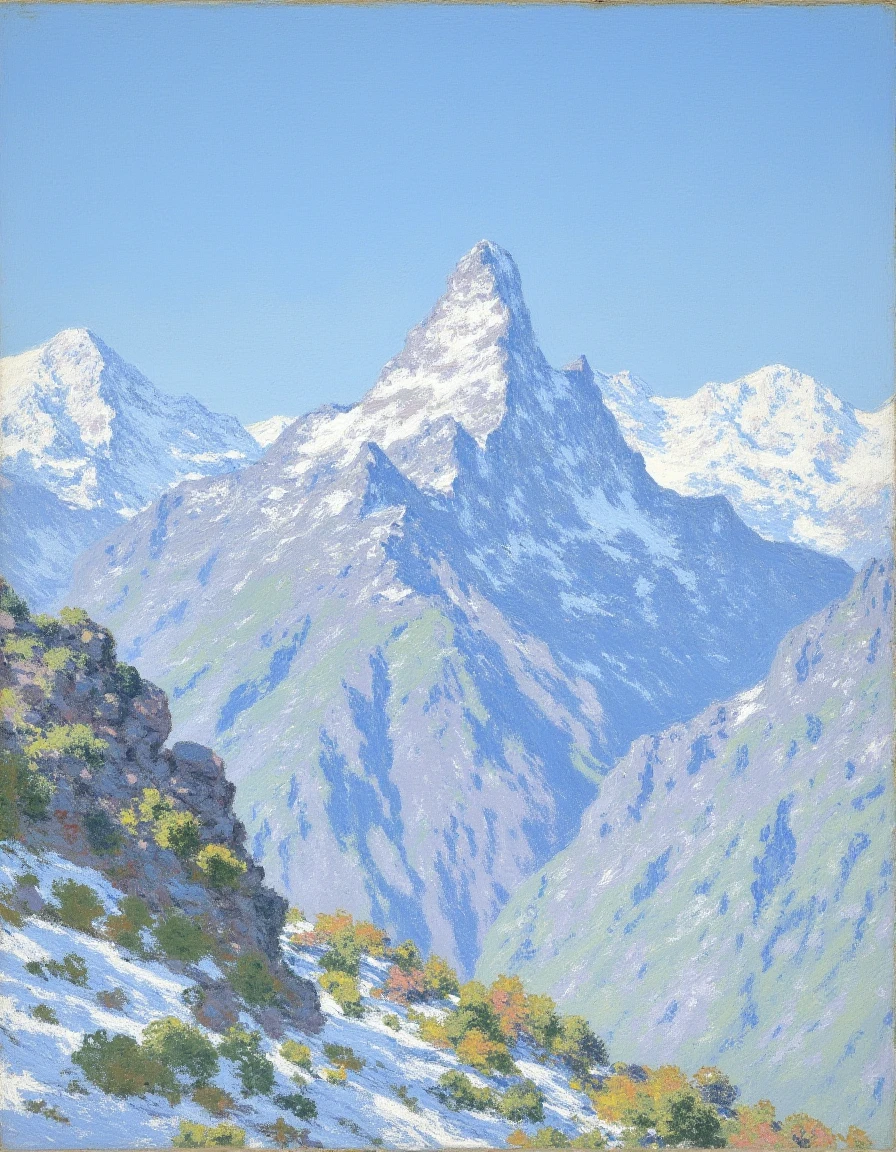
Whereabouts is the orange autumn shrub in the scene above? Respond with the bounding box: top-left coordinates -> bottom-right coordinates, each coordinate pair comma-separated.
383,964 -> 426,1005
490,974 -> 527,1041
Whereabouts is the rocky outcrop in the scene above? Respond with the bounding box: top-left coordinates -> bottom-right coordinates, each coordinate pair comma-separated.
0,585 -> 323,1033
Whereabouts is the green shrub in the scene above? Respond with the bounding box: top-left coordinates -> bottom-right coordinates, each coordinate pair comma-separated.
531,1128 -> 570,1147
0,752 -> 18,839
0,578 -> 30,622
59,607 -> 91,628
26,724 -> 107,769
3,634 -> 39,660
323,1042 -> 365,1072
114,663 -> 142,698
423,954 -> 460,998
172,1119 -> 245,1148
31,1003 -> 59,1024
50,879 -> 105,933
153,810 -> 202,859
553,1015 -> 607,1074
229,952 -> 280,1007
196,844 -> 246,889
392,1083 -> 420,1112
31,614 -> 60,640
0,898 -> 24,927
663,1092 -> 725,1148
273,1091 -> 317,1120
25,960 -> 47,980
383,1013 -> 401,1031
569,1130 -> 606,1148
318,969 -> 364,1017
142,1016 -> 219,1085
499,1079 -> 545,1124
106,895 -> 154,954
154,913 -> 214,963
524,993 -> 562,1051
259,1117 -> 305,1148
191,1084 -> 235,1116
434,1070 -> 496,1112
45,952 -> 89,985
318,930 -> 362,977
18,764 -> 55,820
23,1099 -> 69,1124
279,1040 -> 313,1071
391,938 -> 423,972
72,1029 -> 179,1102
138,787 -> 173,822
84,809 -> 123,855
44,646 -> 86,673
219,1025 -> 275,1097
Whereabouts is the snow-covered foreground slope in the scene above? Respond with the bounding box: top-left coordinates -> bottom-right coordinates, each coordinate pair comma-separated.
67,242 -> 852,973
599,366 -> 893,567
479,559 -> 894,1146
0,846 -> 606,1150
0,329 -> 261,610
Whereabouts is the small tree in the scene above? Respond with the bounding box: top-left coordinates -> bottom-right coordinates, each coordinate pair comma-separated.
71,1030 -> 179,1102
154,913 -> 215,963
524,992 -> 562,1051
423,954 -> 459,999
390,938 -> 423,972
499,1079 -> 545,1124
51,879 -> 105,934
229,953 -> 281,1007
154,811 -> 202,859
553,1015 -> 607,1074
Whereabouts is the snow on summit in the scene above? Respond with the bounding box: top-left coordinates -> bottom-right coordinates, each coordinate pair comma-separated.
599,363 -> 893,566
0,328 -> 261,609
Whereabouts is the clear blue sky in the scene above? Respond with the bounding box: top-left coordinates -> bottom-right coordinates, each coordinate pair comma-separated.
1,4 -> 892,422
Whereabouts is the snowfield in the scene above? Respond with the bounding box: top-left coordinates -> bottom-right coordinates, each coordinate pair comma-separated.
0,846 -> 606,1149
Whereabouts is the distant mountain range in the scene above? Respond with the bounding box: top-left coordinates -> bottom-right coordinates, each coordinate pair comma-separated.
247,370 -> 892,569
598,365 -> 893,568
0,328 -> 261,610
65,242 -> 852,976
478,558 -> 894,1147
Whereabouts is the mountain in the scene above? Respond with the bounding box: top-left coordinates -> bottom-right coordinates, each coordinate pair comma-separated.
0,328 -> 261,611
247,415 -> 300,449
598,365 -> 893,568
478,559 -> 894,1146
2,586 -> 851,1151
67,241 -> 853,975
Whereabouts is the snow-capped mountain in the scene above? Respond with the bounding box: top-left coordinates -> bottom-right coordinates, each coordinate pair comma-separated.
479,559 -> 894,1146
598,365 -> 893,567
67,242 -> 852,974
247,415 -> 299,449
0,328 -> 261,610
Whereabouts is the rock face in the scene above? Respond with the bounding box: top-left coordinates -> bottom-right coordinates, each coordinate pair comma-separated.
0,328 -> 261,611
0,590 -> 322,1032
599,365 -> 893,567
478,560 -> 894,1146
68,242 -> 853,974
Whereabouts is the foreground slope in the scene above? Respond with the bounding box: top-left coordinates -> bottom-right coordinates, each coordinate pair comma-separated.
599,366 -> 893,567
68,242 -> 853,973
0,329 -> 260,610
478,560 -> 894,1145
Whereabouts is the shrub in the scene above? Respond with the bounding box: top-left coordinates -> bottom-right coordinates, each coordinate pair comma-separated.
32,614 -> 60,639
490,974 -> 527,1039
843,1127 -> 873,1149
407,1007 -> 451,1048
778,1113 -> 838,1149
96,988 -> 129,1011
58,607 -> 90,627
26,724 -> 107,769
138,787 -> 173,823
392,1083 -> 420,1112
114,663 -> 142,699
390,938 -> 423,972
154,810 -> 201,859
154,913 -> 214,963
569,1131 -> 605,1148
84,809 -> 123,855
524,992 -> 562,1051
0,578 -> 30,622
191,1084 -> 235,1116
499,1078 -> 545,1124
3,634 -> 39,659
0,752 -> 19,839
106,895 -> 154,953
143,1016 -> 219,1084
383,963 -> 425,1004
318,969 -> 364,1017
31,1003 -> 59,1024
229,952 -> 281,1007
23,1099 -> 69,1124
382,1013 -> 401,1031
172,1120 -> 246,1148
323,1042 -> 365,1072
530,1128 -> 570,1147
219,1025 -> 275,1097
259,1118 -> 305,1148
423,954 -> 460,999
44,646 -> 82,673
280,1040 -> 313,1071
273,1091 -> 317,1120
663,1092 -> 726,1148
45,951 -> 88,985
446,980 -> 506,1045
323,1067 -> 347,1085
553,1015 -> 607,1074
25,959 -> 47,980
18,764 -> 55,820
0,898 -> 24,927
433,1070 -> 495,1112
196,844 -> 246,889
50,878 -> 105,933
72,1029 -> 179,1102
456,1027 -> 517,1074
319,930 -> 362,977
693,1066 -> 739,1114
